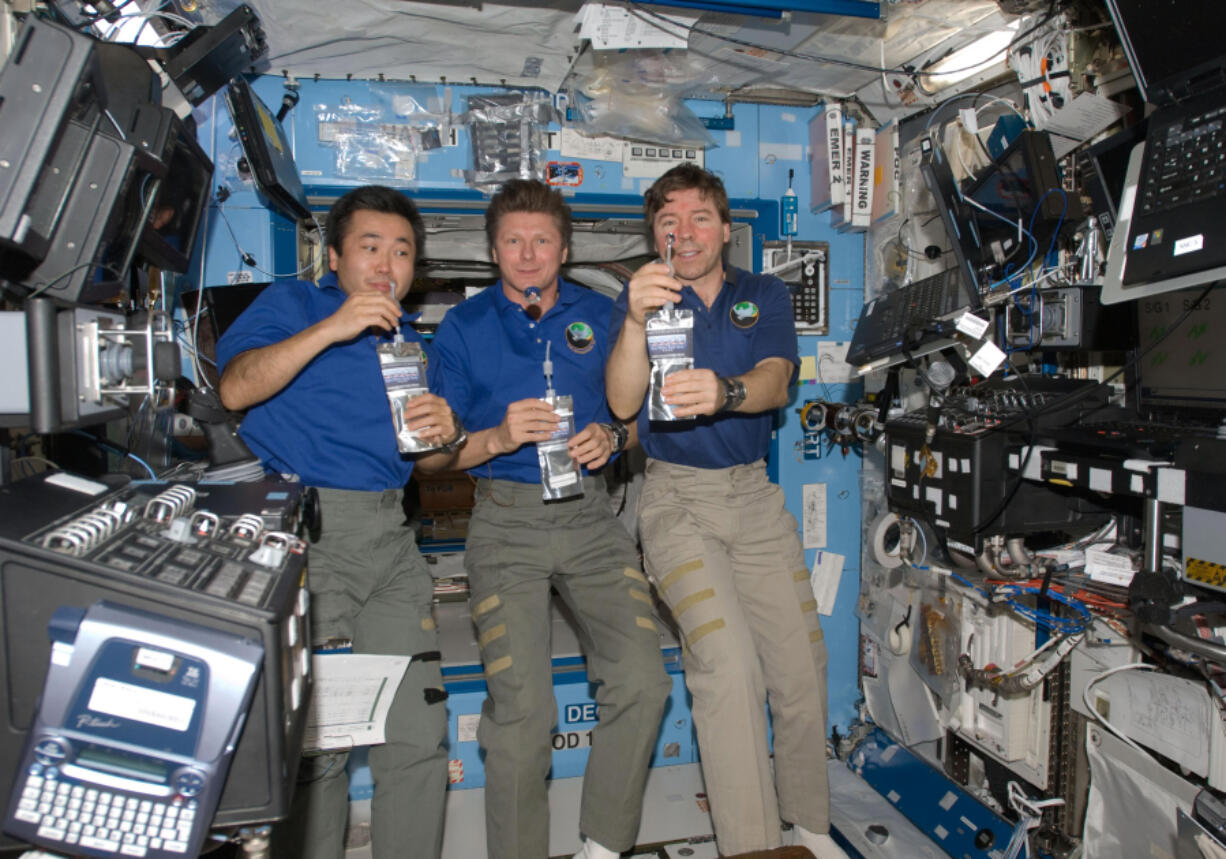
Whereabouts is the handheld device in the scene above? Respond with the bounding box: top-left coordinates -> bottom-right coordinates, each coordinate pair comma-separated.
4,601 -> 263,858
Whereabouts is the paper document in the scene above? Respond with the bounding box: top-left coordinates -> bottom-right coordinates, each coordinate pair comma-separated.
810,550 -> 845,615
303,654 -> 410,752
802,482 -> 828,549
815,341 -> 857,384
576,3 -> 694,50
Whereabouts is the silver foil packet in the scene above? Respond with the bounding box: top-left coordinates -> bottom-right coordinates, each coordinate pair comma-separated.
537,394 -> 583,501
646,307 -> 695,421
377,340 -> 438,454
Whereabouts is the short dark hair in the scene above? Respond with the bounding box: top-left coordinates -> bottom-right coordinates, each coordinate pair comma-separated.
485,179 -> 573,252
325,185 -> 426,260
643,164 -> 732,244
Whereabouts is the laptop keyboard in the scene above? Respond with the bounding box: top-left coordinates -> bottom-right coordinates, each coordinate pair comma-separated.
1141,106 -> 1226,215
897,268 -> 968,335
849,268 -> 972,364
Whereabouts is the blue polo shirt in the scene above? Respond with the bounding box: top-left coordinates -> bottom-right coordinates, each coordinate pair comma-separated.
610,266 -> 799,469
215,273 -> 421,491
429,279 -> 616,484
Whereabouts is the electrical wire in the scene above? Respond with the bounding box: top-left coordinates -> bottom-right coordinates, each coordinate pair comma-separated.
1007,12 -> 1071,131
210,201 -> 323,281
992,187 -> 1064,287
184,289 -> 214,391
101,9 -> 198,46
102,109 -> 126,140
24,261 -> 127,300
623,2 -> 1059,83
69,430 -> 157,479
947,568 -> 1092,636
1003,265 -> 1067,297
9,455 -> 61,478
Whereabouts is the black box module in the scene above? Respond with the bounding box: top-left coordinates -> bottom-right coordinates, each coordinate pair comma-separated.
0,18 -> 106,263
157,5 -> 266,106
1004,284 -> 1136,352
884,378 -> 1113,552
0,473 -> 311,849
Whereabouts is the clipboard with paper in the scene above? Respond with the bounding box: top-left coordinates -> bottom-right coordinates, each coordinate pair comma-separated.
302,653 -> 411,753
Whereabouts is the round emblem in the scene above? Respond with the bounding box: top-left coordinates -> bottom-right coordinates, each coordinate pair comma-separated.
565,321 -> 596,353
730,301 -> 760,329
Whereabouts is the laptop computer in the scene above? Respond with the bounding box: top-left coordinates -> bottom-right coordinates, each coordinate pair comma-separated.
844,140 -> 990,373
845,267 -> 980,372
1107,0 -> 1226,285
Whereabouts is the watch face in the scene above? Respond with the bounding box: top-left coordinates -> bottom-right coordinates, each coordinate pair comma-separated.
722,377 -> 745,410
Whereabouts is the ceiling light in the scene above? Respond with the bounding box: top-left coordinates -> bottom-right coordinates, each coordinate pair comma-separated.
924,21 -> 1020,90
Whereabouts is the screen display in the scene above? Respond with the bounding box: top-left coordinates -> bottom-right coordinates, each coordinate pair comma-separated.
87,676 -> 197,733
225,77 -> 312,223
77,745 -> 170,784
142,117 -> 213,272
1136,286 -> 1226,411
964,131 -> 1075,260
1109,0 -> 1220,101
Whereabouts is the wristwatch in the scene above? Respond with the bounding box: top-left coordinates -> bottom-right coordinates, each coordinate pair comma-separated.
437,411 -> 468,454
719,376 -> 747,412
599,420 -> 629,453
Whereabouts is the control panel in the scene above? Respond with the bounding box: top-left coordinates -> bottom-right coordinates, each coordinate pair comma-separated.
32,483 -> 303,609
763,240 -> 828,332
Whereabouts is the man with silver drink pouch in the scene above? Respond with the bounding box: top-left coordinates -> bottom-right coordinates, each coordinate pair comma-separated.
606,165 -> 847,859
418,179 -> 669,859
217,186 -> 464,859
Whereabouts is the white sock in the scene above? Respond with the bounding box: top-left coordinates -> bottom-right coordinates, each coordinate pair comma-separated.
795,824 -> 849,859
571,837 -> 619,859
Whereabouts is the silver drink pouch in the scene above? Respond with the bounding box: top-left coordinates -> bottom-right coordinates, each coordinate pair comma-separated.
377,340 -> 438,453
537,394 -> 583,500
646,307 -> 695,421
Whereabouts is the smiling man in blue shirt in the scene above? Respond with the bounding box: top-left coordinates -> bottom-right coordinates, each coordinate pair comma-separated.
216,185 -> 463,859
418,179 -> 670,859
606,164 -> 846,859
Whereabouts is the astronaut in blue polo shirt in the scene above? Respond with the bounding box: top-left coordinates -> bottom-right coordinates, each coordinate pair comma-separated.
417,179 -> 670,859
606,164 -> 847,859
216,186 -> 463,859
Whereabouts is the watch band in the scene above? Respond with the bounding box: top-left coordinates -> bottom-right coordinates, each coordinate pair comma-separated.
719,376 -> 747,412
437,411 -> 468,454
599,420 -> 628,453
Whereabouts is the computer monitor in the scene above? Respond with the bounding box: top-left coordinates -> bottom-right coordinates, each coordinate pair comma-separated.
138,112 -> 214,274
197,282 -> 268,342
1107,0 -> 1220,106
1135,284 -> 1226,414
963,130 -> 1084,257
224,77 -> 312,223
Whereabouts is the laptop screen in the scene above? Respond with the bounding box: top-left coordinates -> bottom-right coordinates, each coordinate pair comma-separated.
1108,0 -> 1222,104
1136,285 -> 1226,413
919,138 -> 985,299
964,130 -> 1082,258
